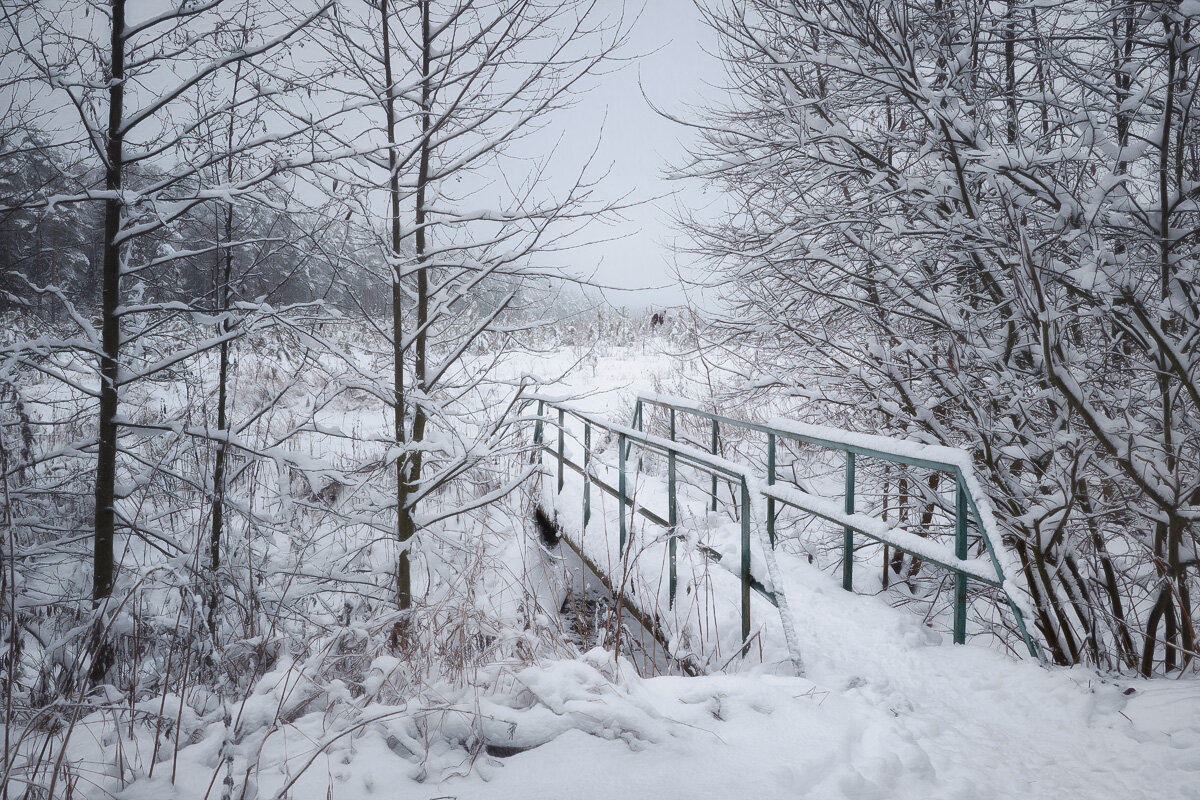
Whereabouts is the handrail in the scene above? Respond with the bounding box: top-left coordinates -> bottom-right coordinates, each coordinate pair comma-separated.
545,439 -> 781,607
638,391 -> 970,479
760,483 -> 1001,587
634,393 -> 1041,660
529,394 -> 748,481
526,394 -> 1041,663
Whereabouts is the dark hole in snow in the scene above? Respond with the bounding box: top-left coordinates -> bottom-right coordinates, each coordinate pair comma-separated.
484,743 -> 538,758
533,505 -> 560,548
560,580 -> 620,653
385,734 -> 412,758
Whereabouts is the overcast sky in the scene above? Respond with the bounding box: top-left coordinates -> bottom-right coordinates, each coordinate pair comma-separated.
555,0 -> 727,311
19,0 -> 727,311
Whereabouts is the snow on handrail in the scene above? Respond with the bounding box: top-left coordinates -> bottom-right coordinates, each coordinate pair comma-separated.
638,391 -> 970,472
760,484 -> 998,586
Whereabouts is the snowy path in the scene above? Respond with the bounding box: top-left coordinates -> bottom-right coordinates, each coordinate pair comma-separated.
775,565 -> 1198,798
471,524 -> 1200,799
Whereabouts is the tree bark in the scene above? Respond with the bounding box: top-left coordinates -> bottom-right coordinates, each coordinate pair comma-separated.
408,0 -> 433,570
91,0 -> 126,681
94,0 -> 126,606
208,200 -> 233,635
381,0 -> 412,611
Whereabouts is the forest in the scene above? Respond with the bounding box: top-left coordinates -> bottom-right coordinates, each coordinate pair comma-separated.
2,0 -> 1198,798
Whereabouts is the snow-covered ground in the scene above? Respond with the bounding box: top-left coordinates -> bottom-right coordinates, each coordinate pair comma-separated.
80,589 -> 1200,800
456,594 -> 1200,800
166,343 -> 1200,797
12,333 -> 1200,800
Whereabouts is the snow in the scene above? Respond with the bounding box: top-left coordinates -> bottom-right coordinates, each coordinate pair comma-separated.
115,594 -> 1200,800
766,415 -> 974,473
11,332 -> 1200,800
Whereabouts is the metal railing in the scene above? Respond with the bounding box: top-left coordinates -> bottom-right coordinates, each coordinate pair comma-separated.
528,394 -> 1040,661
529,397 -> 779,654
633,394 -> 1040,659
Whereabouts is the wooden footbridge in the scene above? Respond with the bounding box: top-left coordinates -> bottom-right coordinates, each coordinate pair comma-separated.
527,393 -> 1042,675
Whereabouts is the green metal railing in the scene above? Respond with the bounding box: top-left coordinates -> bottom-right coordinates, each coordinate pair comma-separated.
634,394 -> 1041,659
529,394 -> 1041,662
530,397 -> 776,653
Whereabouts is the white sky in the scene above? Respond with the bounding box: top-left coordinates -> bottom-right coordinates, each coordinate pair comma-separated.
551,0 -> 727,311
16,0 -> 727,311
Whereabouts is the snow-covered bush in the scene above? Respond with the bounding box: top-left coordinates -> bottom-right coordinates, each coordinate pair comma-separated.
677,0 -> 1200,674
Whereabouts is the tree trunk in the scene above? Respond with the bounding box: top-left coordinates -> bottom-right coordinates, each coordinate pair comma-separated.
408,0 -> 433,569
381,0 -> 412,611
91,0 -> 126,681
1146,20 -> 1182,675
208,201 -> 233,636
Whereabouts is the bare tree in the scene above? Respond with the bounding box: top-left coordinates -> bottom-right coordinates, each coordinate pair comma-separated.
313,0 -> 628,616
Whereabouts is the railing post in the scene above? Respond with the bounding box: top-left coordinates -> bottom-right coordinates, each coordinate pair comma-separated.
532,399 -> 544,467
583,422 -> 591,528
618,432 -> 627,555
625,400 -> 643,462
668,448 -> 677,608
882,464 -> 891,590
556,408 -> 565,493
842,451 -> 855,591
667,406 -> 678,606
710,418 -> 719,512
634,400 -> 644,472
740,479 -> 752,654
954,476 -> 968,645
767,432 -> 776,548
